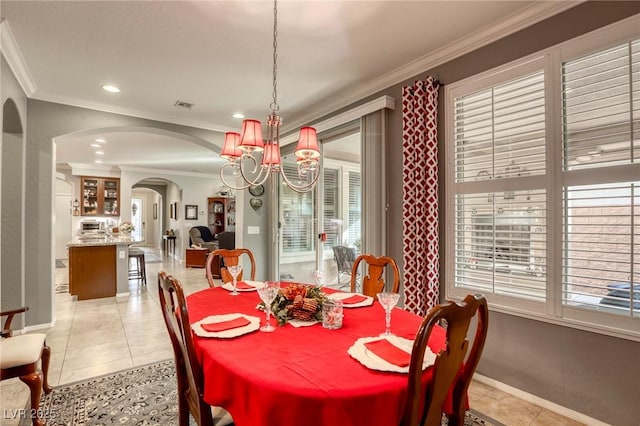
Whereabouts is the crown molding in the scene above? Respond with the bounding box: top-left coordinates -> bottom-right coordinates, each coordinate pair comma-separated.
283,1 -> 582,133
0,19 -> 37,96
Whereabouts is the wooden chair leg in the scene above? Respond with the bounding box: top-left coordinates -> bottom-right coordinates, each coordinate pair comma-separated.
177,393 -> 189,426
41,344 -> 52,394
19,371 -> 45,426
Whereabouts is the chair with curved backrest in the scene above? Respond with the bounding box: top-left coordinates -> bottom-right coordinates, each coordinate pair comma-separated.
205,248 -> 256,288
402,294 -> 489,426
0,306 -> 52,426
351,254 -> 400,297
158,272 -> 234,426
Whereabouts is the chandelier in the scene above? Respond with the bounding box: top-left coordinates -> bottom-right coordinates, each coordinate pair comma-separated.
219,0 -> 320,194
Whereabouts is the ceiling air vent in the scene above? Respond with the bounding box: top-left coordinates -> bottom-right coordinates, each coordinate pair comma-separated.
174,100 -> 194,110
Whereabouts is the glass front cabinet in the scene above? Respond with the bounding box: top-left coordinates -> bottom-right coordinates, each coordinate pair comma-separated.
81,176 -> 120,216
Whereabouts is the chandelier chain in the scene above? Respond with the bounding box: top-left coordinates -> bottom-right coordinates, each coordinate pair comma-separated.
270,0 -> 279,113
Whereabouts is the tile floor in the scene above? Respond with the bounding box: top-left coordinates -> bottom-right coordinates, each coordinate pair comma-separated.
0,247 -> 584,426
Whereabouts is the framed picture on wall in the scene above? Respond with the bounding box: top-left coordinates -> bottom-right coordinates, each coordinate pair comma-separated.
153,203 -> 158,219
170,202 -> 177,219
185,205 -> 198,220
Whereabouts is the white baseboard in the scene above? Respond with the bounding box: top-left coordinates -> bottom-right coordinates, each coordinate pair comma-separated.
116,292 -> 130,298
23,321 -> 55,333
474,374 -> 610,426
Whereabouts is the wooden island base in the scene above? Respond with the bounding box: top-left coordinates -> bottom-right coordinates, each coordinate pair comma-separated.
69,245 -> 117,300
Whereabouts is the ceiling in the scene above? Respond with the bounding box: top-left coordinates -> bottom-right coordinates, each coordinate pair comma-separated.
1,1 -> 579,176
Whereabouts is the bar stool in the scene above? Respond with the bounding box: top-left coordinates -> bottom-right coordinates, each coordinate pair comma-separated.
128,247 -> 147,286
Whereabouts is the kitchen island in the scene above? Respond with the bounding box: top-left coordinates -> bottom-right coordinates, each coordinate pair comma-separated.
67,236 -> 139,300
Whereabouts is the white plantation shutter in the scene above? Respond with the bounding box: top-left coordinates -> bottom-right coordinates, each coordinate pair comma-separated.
281,164 -> 315,253
323,168 -> 339,249
562,40 -> 640,170
561,39 -> 640,317
451,70 -> 547,302
562,183 -> 639,317
454,71 -> 546,183
347,171 -> 361,246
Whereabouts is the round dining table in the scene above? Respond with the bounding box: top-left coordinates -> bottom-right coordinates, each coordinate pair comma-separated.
186,284 -> 450,426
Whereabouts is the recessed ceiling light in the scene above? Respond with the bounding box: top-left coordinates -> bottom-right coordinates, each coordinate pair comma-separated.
91,143 -> 100,148
95,138 -> 106,143
95,151 -> 104,155
94,159 -> 103,164
102,85 -> 120,93
232,113 -> 245,119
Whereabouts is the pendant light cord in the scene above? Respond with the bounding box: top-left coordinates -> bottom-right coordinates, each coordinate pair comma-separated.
270,0 -> 279,113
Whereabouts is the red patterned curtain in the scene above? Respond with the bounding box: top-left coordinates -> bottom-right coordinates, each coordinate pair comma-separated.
402,77 -> 440,316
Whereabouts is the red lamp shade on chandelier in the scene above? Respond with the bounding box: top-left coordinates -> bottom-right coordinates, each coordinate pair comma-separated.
239,119 -> 265,153
261,143 -> 282,167
294,127 -> 320,159
220,132 -> 242,160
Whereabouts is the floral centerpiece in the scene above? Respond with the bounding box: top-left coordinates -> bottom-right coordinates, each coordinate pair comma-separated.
118,221 -> 134,235
258,283 -> 327,326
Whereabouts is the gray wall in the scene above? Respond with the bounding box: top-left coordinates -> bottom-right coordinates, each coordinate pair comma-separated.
241,186 -> 269,281
383,3 -> 640,425
1,55 -> 27,319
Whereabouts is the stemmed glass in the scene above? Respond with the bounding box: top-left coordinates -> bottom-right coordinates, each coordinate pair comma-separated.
310,270 -> 324,287
376,292 -> 400,336
257,281 -> 280,332
227,265 -> 243,296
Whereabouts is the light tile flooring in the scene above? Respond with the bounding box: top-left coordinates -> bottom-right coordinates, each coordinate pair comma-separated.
1,248 -> 583,426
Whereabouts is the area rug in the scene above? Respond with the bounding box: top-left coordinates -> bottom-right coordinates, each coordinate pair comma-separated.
23,361 -> 497,426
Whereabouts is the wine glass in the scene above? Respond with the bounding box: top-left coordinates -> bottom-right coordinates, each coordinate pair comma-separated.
257,281 -> 279,332
227,265 -> 243,296
376,292 -> 400,336
310,270 -> 324,287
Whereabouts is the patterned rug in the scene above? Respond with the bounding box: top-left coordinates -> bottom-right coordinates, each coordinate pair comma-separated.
23,361 -> 497,426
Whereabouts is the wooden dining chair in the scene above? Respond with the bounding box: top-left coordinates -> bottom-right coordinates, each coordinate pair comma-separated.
158,272 -> 234,426
401,294 -> 489,426
0,306 -> 52,426
351,254 -> 400,297
206,248 -> 256,288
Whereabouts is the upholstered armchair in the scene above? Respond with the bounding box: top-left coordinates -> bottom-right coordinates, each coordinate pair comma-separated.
189,226 -> 218,251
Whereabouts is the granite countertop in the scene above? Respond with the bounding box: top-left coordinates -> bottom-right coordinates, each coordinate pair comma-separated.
67,235 -> 142,247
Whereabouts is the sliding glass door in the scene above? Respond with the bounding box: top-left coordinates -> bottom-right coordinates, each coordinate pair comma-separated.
275,128 -> 362,287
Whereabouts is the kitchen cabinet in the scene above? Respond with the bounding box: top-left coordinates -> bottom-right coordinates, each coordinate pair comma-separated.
81,177 -> 120,216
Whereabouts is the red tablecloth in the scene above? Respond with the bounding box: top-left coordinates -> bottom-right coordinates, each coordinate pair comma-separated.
186,286 -> 448,426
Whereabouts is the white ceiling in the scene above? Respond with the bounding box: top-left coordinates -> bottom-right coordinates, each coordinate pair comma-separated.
1,1 -> 579,176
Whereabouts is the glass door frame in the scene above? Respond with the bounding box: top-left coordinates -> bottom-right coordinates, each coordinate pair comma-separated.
272,120 -> 362,285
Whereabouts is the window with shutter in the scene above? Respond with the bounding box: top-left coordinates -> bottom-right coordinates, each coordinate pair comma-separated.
445,18 -> 640,339
561,39 -> 640,318
451,70 -> 547,303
